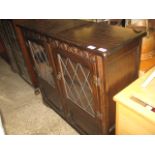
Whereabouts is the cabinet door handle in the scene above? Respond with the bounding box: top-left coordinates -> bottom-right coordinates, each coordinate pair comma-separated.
57,72 -> 62,80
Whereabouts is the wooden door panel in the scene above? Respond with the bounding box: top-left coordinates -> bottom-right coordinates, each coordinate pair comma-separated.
27,40 -> 63,113
54,49 -> 102,134
39,78 -> 63,111
57,54 -> 95,116
67,100 -> 101,134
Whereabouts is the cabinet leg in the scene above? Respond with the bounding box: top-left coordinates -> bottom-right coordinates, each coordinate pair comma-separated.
34,88 -> 40,95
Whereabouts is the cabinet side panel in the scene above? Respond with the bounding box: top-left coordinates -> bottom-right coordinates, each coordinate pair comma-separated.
105,39 -> 142,131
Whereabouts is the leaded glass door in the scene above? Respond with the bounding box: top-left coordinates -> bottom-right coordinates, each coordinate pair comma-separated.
27,40 -> 63,112
54,49 -> 102,134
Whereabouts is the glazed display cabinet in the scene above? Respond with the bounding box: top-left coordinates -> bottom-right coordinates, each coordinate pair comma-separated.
13,20 -> 146,134
13,19 -> 91,89
0,20 -> 31,84
23,29 -> 64,114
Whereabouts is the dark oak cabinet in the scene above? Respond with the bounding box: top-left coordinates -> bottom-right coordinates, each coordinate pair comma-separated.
0,20 -> 31,84
13,19 -> 90,89
12,20 -> 145,134
0,20 -> 19,73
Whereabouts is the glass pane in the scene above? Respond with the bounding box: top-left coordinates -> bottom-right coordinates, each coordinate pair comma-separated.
58,54 -> 95,117
28,41 -> 55,88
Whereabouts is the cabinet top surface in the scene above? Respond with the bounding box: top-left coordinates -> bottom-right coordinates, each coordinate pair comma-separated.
14,19 -> 90,34
14,19 -> 146,55
58,22 -> 146,53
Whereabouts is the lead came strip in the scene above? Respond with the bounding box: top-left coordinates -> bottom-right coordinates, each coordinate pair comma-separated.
57,54 -> 95,117
28,41 -> 55,87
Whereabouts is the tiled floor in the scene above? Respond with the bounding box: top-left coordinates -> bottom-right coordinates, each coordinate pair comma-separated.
0,57 -> 78,135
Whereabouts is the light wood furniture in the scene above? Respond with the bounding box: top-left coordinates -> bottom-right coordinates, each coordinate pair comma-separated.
127,20 -> 155,73
140,29 -> 155,73
114,67 -> 155,135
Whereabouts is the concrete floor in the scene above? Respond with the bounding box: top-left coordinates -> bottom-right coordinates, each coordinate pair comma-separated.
0,57 -> 78,135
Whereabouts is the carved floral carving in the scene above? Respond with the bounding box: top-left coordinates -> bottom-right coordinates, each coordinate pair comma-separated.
51,40 -> 95,62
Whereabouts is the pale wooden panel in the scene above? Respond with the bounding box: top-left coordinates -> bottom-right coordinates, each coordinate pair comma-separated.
116,103 -> 155,135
